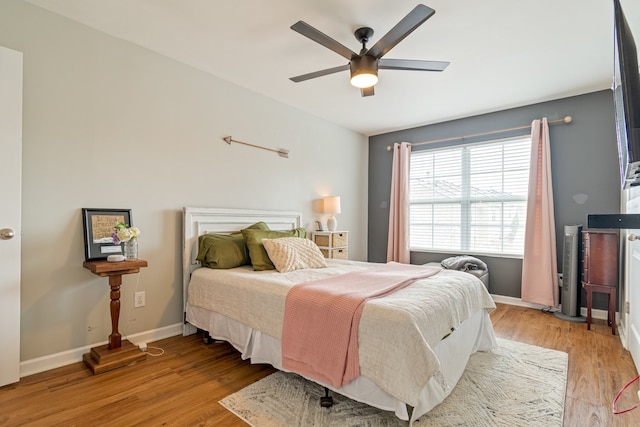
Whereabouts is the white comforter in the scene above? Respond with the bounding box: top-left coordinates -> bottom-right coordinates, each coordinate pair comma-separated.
187,259 -> 496,406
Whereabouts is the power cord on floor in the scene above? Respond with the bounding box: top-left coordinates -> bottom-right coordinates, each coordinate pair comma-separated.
541,306 -> 560,314
120,272 -> 164,357
138,343 -> 164,356
613,374 -> 640,414
142,346 -> 165,357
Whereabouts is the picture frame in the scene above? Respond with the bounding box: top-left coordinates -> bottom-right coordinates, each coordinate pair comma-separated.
315,220 -> 323,231
82,208 -> 132,261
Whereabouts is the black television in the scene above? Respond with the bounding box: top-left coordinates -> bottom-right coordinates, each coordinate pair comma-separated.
613,0 -> 640,189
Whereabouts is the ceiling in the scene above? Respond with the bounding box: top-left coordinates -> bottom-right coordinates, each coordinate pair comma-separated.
23,0 -> 640,136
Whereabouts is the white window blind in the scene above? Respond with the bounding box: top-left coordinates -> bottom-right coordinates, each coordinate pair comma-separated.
409,136 -> 531,256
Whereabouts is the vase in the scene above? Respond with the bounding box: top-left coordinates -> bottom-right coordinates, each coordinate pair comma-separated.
123,238 -> 138,260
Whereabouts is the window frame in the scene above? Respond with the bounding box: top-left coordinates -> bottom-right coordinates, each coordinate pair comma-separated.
408,135 -> 531,258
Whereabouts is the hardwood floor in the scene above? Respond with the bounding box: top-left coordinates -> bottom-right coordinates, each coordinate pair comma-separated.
492,304 -> 640,427
1,303 -> 639,426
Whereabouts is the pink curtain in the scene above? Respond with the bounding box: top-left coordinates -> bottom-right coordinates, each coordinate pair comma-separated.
387,142 -> 411,263
521,118 -> 558,306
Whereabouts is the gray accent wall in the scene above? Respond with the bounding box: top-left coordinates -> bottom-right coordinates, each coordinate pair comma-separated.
368,90 -> 620,308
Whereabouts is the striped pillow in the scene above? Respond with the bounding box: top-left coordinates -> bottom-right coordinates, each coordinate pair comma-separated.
262,237 -> 327,273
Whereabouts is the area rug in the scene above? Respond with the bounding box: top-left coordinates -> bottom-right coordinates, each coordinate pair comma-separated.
219,338 -> 567,426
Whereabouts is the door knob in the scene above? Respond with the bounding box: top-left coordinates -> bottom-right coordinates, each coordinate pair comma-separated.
629,234 -> 639,241
0,228 -> 15,240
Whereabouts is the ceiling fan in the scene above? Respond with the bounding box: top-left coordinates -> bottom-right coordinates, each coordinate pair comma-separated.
289,4 -> 449,97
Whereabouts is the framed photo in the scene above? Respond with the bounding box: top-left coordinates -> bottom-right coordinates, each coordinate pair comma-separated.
82,208 -> 132,261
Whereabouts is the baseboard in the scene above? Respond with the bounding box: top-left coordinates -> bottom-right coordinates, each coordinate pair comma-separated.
19,323 -> 183,378
629,323 -> 640,373
619,320 -> 629,349
491,294 -> 610,320
491,294 -> 548,309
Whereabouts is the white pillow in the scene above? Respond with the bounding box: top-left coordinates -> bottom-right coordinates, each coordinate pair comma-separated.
262,237 -> 328,273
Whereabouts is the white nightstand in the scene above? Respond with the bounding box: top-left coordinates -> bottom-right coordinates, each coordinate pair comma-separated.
311,231 -> 348,260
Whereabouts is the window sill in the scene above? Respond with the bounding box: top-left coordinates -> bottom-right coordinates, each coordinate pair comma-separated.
410,248 -> 523,260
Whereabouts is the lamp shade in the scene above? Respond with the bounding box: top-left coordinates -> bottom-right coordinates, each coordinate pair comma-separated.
350,71 -> 378,88
323,196 -> 341,214
349,56 -> 378,89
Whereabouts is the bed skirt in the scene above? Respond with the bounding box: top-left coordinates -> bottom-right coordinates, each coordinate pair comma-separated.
186,305 -> 497,423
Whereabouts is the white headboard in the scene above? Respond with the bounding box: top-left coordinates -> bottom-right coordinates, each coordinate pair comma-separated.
182,207 -> 302,335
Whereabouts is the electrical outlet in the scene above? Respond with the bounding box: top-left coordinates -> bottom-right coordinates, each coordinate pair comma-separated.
134,291 -> 145,308
558,273 -> 563,287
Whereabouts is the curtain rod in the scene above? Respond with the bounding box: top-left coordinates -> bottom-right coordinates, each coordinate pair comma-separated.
385,115 -> 573,151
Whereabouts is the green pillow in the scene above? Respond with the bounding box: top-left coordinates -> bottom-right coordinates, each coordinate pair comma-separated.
196,222 -> 269,269
242,228 -> 307,271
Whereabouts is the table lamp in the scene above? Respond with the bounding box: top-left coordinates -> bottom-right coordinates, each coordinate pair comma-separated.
323,196 -> 341,231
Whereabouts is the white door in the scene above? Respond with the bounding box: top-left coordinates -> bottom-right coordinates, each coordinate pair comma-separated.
0,45 -> 23,386
624,185 -> 640,370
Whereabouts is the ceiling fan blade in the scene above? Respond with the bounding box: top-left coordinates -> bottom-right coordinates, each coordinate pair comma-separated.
291,21 -> 357,60
366,4 -> 435,59
361,86 -> 375,97
289,64 -> 350,82
379,58 -> 449,72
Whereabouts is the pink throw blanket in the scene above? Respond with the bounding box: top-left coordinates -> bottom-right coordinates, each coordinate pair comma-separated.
281,262 -> 441,388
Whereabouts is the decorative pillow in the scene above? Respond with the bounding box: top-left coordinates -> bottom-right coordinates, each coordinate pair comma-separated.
196,221 -> 269,269
262,237 -> 327,273
241,227 -> 307,271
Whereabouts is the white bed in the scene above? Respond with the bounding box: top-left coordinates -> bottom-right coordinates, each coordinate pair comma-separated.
182,207 -> 497,424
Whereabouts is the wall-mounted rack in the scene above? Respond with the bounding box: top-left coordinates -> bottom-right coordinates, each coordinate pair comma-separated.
223,136 -> 289,158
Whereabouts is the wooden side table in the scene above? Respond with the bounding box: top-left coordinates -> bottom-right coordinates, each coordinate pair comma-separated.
311,231 -> 348,259
581,230 -> 618,335
82,259 -> 148,374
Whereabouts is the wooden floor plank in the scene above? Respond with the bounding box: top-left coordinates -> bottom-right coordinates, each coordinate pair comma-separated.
1,304 -> 639,426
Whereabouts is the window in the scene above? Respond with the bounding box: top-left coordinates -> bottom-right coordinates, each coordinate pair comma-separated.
409,136 -> 530,256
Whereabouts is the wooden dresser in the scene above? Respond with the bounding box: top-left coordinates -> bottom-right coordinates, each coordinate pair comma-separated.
581,229 -> 619,334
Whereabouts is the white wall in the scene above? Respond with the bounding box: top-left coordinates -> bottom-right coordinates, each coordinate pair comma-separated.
0,1 -> 368,362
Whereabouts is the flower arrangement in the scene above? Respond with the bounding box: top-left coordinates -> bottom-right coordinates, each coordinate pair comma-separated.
112,222 -> 141,244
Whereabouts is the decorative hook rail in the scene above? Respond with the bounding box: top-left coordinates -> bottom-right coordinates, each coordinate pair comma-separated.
223,136 -> 289,158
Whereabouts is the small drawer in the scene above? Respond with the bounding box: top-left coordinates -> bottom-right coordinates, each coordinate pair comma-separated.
331,248 -> 348,260
314,234 -> 330,247
332,232 -> 348,247
319,248 -> 348,259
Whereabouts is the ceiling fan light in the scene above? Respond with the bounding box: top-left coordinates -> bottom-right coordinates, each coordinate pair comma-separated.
350,72 -> 378,88
350,56 -> 379,88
